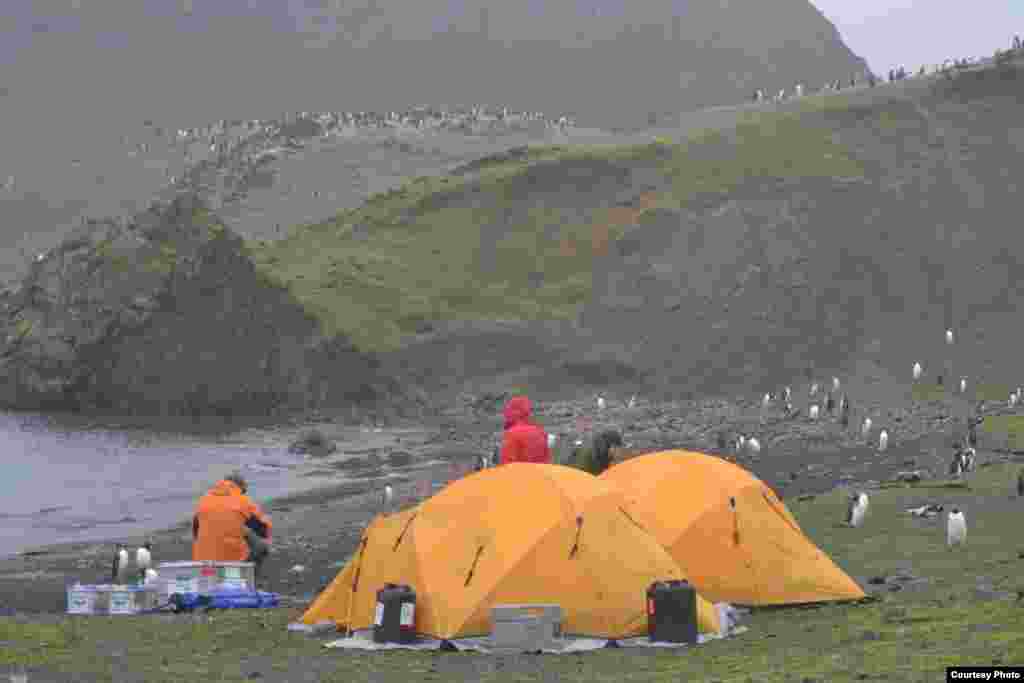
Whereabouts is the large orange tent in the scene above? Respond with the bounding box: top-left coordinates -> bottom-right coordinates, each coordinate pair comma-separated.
600,450 -> 864,606
299,463 -> 721,639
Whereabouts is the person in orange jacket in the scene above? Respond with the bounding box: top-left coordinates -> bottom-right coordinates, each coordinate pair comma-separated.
192,472 -> 272,579
499,396 -> 551,465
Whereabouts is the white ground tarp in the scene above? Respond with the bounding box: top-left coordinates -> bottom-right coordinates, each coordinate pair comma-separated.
302,603 -> 748,654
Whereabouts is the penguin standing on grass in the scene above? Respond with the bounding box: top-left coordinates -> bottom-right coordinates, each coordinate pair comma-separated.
846,492 -> 869,528
112,544 -> 130,585
950,450 -> 966,478
946,508 -> 967,548
135,541 -> 152,583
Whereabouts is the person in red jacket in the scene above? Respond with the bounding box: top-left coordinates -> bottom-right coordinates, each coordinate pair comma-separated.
500,396 -> 551,465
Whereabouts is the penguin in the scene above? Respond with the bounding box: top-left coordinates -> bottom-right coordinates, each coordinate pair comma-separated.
809,404 -> 820,421
962,447 -> 976,473
747,437 -> 761,455
1017,469 -> 1024,497
946,508 -> 967,547
762,393 -> 771,408
135,541 -> 152,583
833,377 -> 841,392
937,374 -> 944,387
906,504 -> 943,518
846,492 -> 869,528
949,450 -> 966,477
913,362 -> 923,381
716,432 -> 728,450
826,393 -> 836,415
596,395 -> 606,411
547,433 -> 557,450
878,429 -> 889,452
959,377 -> 967,394
144,568 -> 159,585
783,386 -> 792,403
1010,391 -> 1019,408
810,382 -> 819,397
627,395 -> 636,409
112,544 -> 130,585
861,417 -> 872,438
946,329 -> 954,345
382,484 -> 394,507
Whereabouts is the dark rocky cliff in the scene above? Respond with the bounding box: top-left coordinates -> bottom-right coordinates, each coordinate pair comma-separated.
0,195 -> 403,419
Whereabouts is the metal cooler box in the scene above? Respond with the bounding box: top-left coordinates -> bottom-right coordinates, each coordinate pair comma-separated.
490,604 -> 563,652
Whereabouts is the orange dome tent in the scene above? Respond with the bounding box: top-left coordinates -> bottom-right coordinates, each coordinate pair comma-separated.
299,463 -> 721,639
600,450 -> 864,606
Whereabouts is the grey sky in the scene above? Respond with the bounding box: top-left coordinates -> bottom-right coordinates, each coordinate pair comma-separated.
811,0 -> 1023,75
2,1 -> 1021,89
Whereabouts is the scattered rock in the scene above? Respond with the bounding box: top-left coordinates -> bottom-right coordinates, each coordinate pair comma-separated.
893,470 -> 924,483
972,587 -> 1013,602
861,630 -> 880,641
290,565 -> 306,574
289,429 -> 338,457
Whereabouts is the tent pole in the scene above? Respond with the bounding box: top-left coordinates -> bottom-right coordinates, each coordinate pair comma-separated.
346,528 -> 371,638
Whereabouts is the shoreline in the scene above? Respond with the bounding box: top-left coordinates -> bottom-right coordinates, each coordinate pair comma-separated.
4,388 -> 1020,616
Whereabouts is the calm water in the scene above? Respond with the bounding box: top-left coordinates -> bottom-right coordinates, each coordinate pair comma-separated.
0,411 -> 314,558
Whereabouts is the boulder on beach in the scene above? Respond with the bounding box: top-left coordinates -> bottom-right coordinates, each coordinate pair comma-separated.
0,194 -> 402,418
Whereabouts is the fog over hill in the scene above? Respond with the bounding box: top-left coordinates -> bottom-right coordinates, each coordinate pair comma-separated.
0,0 -> 868,129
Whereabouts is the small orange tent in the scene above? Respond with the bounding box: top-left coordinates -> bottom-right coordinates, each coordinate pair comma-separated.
300,463 -> 721,638
600,450 -> 864,606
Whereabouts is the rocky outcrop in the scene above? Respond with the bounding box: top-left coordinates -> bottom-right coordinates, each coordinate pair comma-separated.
0,195 -> 401,418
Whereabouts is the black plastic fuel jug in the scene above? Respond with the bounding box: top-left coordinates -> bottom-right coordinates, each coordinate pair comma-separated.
373,583 -> 417,644
647,579 -> 698,644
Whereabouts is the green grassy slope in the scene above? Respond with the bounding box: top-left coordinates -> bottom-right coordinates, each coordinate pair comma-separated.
246,106 -> 864,353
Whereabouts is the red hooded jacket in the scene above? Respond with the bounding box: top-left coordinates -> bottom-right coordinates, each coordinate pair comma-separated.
500,396 -> 551,465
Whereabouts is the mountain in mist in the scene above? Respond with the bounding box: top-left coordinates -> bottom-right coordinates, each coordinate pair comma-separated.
2,0 -> 869,128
